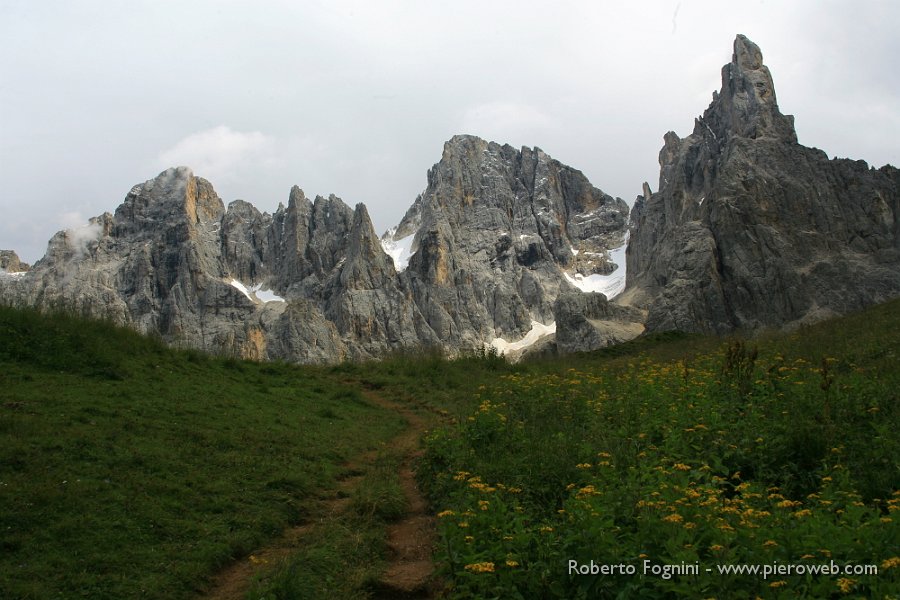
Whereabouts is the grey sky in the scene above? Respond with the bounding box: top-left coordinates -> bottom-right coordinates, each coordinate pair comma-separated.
2,0 -> 898,263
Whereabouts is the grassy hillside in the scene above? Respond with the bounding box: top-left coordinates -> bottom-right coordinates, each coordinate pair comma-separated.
0,307 -> 405,599
411,299 -> 900,598
2,298 -> 899,599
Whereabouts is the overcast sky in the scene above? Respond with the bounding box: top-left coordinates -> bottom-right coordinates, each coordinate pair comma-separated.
2,0 -> 898,263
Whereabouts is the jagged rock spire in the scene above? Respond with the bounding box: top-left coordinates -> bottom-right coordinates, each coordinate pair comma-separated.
626,34 -> 900,334
698,34 -> 797,144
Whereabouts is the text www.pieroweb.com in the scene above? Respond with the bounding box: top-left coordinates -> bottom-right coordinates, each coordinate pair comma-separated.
568,559 -> 878,580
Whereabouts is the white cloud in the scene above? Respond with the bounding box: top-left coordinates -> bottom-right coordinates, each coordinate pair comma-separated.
156,126 -> 279,183
59,213 -> 103,258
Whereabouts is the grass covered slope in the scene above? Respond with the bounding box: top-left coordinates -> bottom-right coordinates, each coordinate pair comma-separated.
418,299 -> 900,598
3,298 -> 899,599
0,307 -> 405,599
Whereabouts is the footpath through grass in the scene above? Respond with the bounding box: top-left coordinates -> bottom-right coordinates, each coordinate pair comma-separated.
415,300 -> 900,598
0,307 -> 405,599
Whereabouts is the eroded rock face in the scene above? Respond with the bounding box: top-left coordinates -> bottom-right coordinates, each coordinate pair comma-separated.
1,141 -> 633,362
625,35 -> 900,333
390,135 -> 630,347
0,251 -> 29,274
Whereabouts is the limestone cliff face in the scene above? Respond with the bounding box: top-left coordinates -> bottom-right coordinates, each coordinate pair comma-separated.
390,135 -> 631,347
625,35 -> 900,332
0,251 -> 29,274
1,142 -> 635,362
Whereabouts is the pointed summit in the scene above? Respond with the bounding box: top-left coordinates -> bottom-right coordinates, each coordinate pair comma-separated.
697,34 -> 797,144
626,34 -> 900,335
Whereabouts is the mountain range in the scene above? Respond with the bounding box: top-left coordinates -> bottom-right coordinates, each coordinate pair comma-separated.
2,35 -> 898,363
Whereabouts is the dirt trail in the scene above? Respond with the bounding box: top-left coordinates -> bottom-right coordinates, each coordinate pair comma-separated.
201,386 -> 436,600
363,389 -> 437,598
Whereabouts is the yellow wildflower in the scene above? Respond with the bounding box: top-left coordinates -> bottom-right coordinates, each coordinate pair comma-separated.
769,580 -> 787,588
662,513 -> 684,523
673,463 -> 691,471
762,540 -> 778,548
437,510 -> 455,518
505,559 -> 519,568
882,557 -> 900,569
464,562 -> 495,573
836,577 -> 855,593
577,485 -> 601,497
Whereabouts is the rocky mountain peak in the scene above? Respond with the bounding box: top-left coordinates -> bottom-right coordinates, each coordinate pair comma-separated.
626,35 -> 900,333
699,34 -> 797,145
732,33 -> 763,71
0,250 -> 30,274
4,36 -> 895,363
388,133 -> 634,349
114,167 -> 224,241
0,135 -> 636,362
288,185 -> 306,206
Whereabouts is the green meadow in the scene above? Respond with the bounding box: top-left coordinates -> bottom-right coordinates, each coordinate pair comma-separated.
0,307 -> 405,598
2,298 -> 899,598
415,301 -> 900,598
